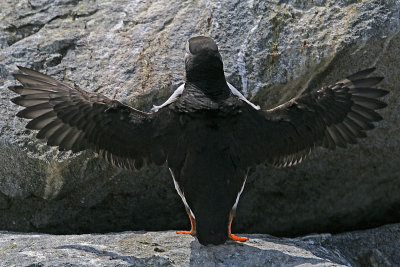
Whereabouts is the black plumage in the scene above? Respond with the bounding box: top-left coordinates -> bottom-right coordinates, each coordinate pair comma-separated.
9,36 -> 388,245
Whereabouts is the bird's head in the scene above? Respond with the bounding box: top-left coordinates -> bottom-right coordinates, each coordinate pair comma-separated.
184,36 -> 229,99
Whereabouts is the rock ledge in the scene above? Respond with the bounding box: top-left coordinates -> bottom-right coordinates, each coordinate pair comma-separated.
0,223 -> 399,266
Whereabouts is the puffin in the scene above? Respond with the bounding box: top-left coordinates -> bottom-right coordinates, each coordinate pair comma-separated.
9,36 -> 388,245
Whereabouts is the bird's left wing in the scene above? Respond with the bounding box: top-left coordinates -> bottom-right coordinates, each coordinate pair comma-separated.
233,68 -> 388,168
9,66 -> 178,169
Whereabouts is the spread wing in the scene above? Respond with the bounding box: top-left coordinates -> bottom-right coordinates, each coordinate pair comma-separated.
234,68 -> 388,168
9,66 -> 178,170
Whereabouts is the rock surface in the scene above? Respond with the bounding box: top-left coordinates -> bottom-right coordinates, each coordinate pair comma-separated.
1,223 -> 399,266
0,0 -> 400,236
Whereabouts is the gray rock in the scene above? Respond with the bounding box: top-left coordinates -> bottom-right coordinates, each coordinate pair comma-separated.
0,223 -> 399,266
0,0 -> 400,237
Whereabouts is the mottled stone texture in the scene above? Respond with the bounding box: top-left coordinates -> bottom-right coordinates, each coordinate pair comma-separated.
0,0 -> 399,239
1,224 -> 400,266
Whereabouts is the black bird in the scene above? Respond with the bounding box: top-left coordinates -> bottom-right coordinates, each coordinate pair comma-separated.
9,36 -> 388,245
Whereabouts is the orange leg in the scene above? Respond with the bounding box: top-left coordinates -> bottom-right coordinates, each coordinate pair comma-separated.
228,214 -> 248,242
176,213 -> 196,236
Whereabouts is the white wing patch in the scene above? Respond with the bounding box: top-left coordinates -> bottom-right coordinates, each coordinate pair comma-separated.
232,176 -> 247,212
169,168 -> 195,219
151,82 -> 261,112
227,83 -> 260,110
151,84 -> 185,112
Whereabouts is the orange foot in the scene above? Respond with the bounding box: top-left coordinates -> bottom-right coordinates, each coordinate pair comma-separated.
176,213 -> 196,236
228,214 -> 248,242
229,233 -> 249,242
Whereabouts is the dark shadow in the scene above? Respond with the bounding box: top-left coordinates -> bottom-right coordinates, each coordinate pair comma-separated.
55,244 -> 172,266
188,235 -> 351,266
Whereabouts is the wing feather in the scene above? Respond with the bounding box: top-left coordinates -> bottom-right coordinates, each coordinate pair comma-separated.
9,66 -> 177,169
235,68 -> 388,168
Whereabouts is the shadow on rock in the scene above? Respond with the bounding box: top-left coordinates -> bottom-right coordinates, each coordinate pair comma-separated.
188,236 -> 348,266
56,244 -> 172,266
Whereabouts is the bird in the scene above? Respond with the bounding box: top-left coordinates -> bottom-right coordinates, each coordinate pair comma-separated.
9,36 -> 388,245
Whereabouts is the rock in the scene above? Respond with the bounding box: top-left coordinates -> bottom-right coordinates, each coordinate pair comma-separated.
0,0 -> 400,236
0,223 -> 399,266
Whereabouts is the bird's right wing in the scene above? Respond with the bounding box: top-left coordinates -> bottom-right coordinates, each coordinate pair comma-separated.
9,66 -> 180,170
233,68 -> 388,168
